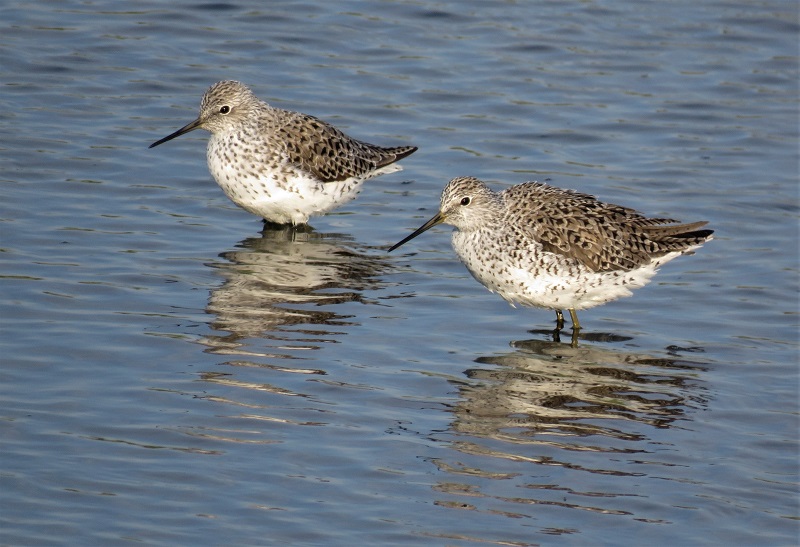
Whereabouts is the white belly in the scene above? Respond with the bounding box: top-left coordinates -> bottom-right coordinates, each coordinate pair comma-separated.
211,161 -> 367,224
206,135 -> 401,224
452,230 -> 690,311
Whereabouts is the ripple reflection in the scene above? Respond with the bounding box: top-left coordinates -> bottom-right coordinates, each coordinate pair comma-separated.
433,335 -> 710,527
204,226 -> 383,351
192,225 -> 385,441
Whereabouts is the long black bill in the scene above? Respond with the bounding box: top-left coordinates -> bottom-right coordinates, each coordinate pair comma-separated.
388,213 -> 445,252
149,117 -> 204,148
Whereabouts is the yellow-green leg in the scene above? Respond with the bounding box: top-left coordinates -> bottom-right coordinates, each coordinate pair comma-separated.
555,310 -> 565,331
568,309 -> 581,331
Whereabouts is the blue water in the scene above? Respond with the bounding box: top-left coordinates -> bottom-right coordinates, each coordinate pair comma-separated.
1,0 -> 798,545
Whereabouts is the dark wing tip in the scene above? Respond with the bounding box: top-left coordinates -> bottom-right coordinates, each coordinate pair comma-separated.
686,228 -> 715,240
373,145 -> 417,169
392,145 -> 418,161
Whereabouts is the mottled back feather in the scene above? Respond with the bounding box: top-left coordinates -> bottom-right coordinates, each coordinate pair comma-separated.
501,182 -> 713,272
273,111 -> 417,183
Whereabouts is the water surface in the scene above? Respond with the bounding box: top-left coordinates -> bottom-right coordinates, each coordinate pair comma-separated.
1,0 -> 798,545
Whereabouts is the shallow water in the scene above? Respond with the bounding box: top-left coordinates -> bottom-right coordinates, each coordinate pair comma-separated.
1,0 -> 798,545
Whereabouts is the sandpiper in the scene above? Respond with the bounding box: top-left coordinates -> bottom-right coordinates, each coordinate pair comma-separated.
150,80 -> 417,225
389,176 -> 713,330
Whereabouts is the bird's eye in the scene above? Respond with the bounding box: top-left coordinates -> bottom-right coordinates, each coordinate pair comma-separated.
460,197 -> 471,206
219,105 -> 231,114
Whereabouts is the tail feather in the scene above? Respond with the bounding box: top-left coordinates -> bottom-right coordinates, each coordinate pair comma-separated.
647,220 -> 709,236
375,145 -> 417,168
645,221 -> 714,253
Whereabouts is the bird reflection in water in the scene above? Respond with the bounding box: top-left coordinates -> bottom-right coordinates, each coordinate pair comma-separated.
197,224 -> 385,409
431,336 -> 709,524
204,224 -> 383,349
532,324 -> 634,347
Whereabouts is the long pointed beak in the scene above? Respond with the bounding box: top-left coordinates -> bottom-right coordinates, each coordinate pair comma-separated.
388,212 -> 445,252
149,117 -> 204,148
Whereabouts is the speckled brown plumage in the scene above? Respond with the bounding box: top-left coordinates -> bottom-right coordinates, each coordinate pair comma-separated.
150,80 -> 416,225
500,181 -> 712,273
390,176 -> 714,331
275,111 -> 416,183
